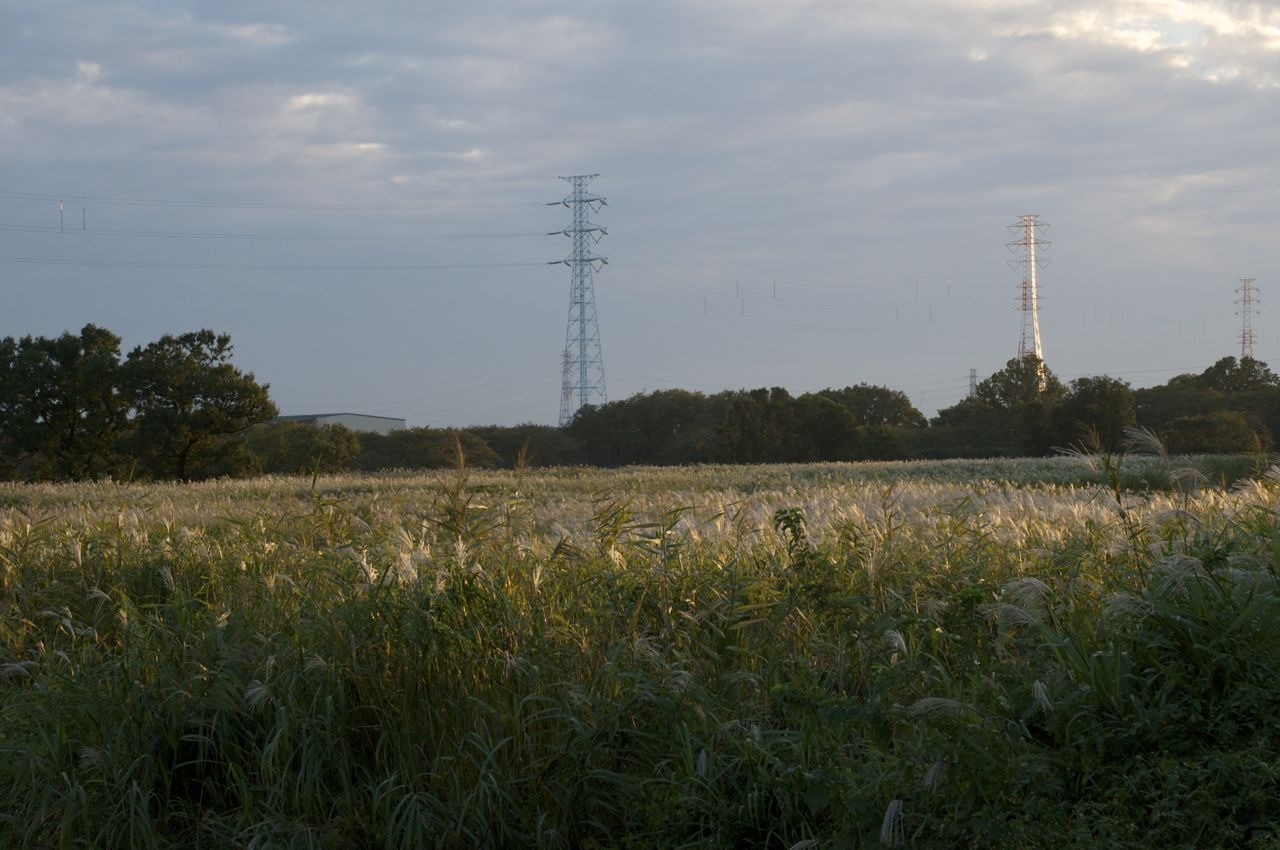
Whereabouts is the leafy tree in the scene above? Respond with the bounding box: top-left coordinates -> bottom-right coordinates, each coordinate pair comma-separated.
122,330 -> 277,481
567,389 -> 724,466
974,355 -> 1065,409
719,388 -> 794,463
1054,375 -> 1136,451
1134,373 -> 1220,429
1196,356 -> 1279,393
246,422 -> 360,477
978,356 -> 1064,455
928,357 -> 1064,457
1163,410 -> 1267,454
353,428 -> 499,471
816,384 -> 926,428
467,424 -> 584,468
790,394 -> 861,461
1135,358 -> 1280,449
926,397 -> 1014,457
0,324 -> 127,480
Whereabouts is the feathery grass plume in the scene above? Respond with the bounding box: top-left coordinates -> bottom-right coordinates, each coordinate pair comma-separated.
302,654 -> 327,673
0,661 -> 37,679
244,679 -> 272,712
1003,576 -> 1052,609
1055,440 -> 1100,474
1123,425 -> 1169,463
921,760 -> 947,791
1150,553 -> 1205,599
1105,591 -> 1155,620
884,628 -> 908,663
880,799 -> 905,847
1171,463 -> 1209,497
1,457 -> 1277,846
1032,679 -> 1054,713
909,697 -> 969,719
919,597 -> 948,619
979,602 -> 1039,629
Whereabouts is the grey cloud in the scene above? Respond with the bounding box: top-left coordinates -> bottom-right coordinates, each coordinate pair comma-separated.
1,0 -> 1277,422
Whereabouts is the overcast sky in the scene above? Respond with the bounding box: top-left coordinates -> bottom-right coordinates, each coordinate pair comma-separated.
2,0 -> 1277,425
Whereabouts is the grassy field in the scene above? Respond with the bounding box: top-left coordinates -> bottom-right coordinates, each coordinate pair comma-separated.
2,451 -> 1279,848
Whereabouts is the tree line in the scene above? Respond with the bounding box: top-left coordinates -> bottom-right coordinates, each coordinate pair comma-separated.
510,354 -> 1279,468
2,323 -> 1276,482
0,325 -> 274,481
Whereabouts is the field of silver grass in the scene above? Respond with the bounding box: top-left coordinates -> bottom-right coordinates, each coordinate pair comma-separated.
2,455 -> 1280,848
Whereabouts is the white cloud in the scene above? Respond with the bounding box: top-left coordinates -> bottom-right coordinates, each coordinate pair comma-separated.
4,0 -> 1280,423
1008,1 -> 1280,88
212,22 -> 293,48
287,92 -> 358,111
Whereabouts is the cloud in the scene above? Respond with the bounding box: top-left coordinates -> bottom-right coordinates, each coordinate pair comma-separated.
2,0 -> 1278,422
211,22 -> 293,48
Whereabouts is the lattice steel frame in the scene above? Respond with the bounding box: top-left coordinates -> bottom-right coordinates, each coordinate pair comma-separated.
551,175 -> 608,425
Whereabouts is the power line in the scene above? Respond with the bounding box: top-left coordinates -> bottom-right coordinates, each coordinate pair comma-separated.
608,214 -> 901,291
0,255 -> 546,272
0,222 -> 544,242
0,157 -> 446,185
0,188 -> 539,211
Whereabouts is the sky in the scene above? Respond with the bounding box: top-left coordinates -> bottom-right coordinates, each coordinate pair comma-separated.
1,0 -> 1278,426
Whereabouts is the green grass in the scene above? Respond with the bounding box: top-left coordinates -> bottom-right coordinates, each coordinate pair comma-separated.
2,456 -> 1280,847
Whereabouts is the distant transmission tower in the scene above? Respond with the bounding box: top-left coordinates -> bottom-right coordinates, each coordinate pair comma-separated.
968,368 -> 978,398
1235,277 -> 1260,360
1007,215 -> 1050,366
551,174 -> 608,426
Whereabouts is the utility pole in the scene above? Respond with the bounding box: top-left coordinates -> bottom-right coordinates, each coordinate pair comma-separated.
1236,277 -> 1259,360
1007,214 -> 1050,387
550,174 -> 608,426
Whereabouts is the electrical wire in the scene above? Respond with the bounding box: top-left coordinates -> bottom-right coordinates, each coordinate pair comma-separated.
0,158 -> 445,185
0,222 -> 545,241
0,255 -> 548,272
0,188 -> 541,211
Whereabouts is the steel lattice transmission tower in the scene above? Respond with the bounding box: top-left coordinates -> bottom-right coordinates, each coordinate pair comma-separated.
1236,277 -> 1260,360
550,174 -> 608,426
1007,214 -> 1050,365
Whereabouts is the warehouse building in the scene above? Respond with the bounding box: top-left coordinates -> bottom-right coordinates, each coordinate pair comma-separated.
275,413 -> 407,435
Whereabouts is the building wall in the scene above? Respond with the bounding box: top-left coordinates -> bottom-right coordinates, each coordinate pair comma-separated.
277,413 -> 408,435
312,414 -> 406,435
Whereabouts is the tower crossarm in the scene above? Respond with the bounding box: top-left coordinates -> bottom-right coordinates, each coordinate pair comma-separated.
552,174 -> 609,426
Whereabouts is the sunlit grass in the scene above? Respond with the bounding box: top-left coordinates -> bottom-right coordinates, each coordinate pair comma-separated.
2,454 -> 1279,847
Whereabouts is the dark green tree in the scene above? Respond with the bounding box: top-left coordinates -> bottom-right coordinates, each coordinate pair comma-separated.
1054,375 -> 1136,451
353,428 -> 500,471
466,423 -> 584,468
1135,357 -> 1280,448
790,394 -> 861,461
1196,356 -> 1279,393
719,388 -> 794,463
925,397 -> 1012,457
927,357 -> 1065,457
974,355 -> 1065,409
0,324 -> 127,480
1134,373 -> 1219,429
816,384 -> 926,428
1164,410 -> 1267,454
122,330 -> 277,481
245,422 -> 360,477
567,389 -> 723,466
